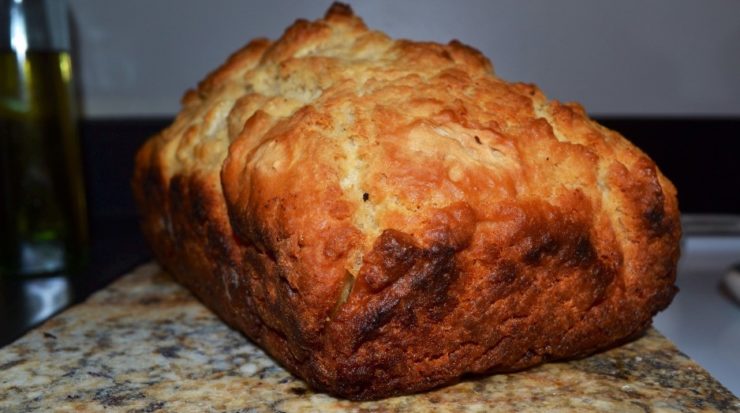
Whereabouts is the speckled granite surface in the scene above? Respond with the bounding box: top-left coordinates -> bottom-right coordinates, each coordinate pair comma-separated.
1,263 -> 737,413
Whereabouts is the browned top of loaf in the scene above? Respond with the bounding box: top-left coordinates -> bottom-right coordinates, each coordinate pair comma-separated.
135,3 -> 680,398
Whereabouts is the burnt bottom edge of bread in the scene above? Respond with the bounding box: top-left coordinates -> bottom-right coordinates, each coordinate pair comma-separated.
133,168 -> 678,400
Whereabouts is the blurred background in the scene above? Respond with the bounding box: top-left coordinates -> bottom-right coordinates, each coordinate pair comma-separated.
2,0 -> 739,396
71,0 -> 740,117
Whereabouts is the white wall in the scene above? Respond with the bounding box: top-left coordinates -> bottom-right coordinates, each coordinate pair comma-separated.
69,0 -> 740,117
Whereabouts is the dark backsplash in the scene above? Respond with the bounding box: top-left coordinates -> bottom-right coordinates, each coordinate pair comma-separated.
81,117 -> 740,219
597,118 -> 739,214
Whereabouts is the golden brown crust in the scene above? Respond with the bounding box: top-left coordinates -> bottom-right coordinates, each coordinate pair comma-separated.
132,3 -> 680,400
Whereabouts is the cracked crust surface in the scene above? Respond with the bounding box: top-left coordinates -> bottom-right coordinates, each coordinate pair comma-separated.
132,3 -> 680,400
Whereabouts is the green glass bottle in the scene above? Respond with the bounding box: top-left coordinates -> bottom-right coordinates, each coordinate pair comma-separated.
0,0 -> 88,277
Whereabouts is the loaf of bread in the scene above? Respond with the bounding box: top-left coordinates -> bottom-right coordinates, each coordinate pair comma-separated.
133,3 -> 680,400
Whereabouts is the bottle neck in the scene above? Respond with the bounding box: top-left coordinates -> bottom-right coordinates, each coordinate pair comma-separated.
1,0 -> 70,53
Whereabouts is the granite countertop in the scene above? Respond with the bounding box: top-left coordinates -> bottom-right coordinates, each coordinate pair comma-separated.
1,264 -> 738,413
